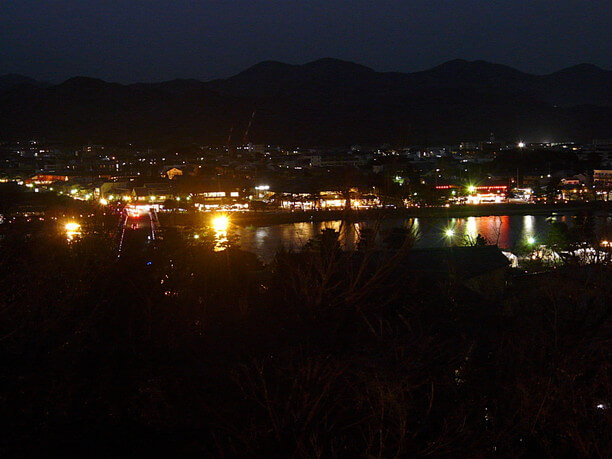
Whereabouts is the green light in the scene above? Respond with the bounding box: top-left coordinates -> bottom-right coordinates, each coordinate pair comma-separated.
527,237 -> 535,245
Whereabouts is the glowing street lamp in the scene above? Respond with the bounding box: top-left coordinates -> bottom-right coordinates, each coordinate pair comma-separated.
467,185 -> 476,194
518,141 -> 526,148
65,221 -> 82,241
527,236 -> 536,245
65,222 -> 81,232
212,214 -> 229,231
445,228 -> 455,238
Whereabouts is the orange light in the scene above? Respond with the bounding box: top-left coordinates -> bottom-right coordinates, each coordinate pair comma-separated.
65,222 -> 81,232
212,214 -> 229,231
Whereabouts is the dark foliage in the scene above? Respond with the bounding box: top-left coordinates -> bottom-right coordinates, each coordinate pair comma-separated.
0,223 -> 609,456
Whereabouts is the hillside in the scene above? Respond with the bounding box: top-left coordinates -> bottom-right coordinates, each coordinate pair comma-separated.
0,59 -> 610,145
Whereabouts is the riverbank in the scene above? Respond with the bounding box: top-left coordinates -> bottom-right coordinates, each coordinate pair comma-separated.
159,201 -> 610,228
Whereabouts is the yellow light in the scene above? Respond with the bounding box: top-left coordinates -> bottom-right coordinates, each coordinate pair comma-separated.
467,185 -> 476,193
99,198 -> 108,206
65,222 -> 81,232
193,234 -> 200,239
212,215 -> 229,231
445,228 -> 455,238
123,195 -> 131,201
108,194 -> 114,200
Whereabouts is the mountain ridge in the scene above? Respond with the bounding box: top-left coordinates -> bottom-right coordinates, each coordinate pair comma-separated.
2,58 -> 609,88
0,58 -> 610,146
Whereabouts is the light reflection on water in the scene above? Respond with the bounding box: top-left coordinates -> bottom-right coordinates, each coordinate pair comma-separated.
232,213 -> 610,261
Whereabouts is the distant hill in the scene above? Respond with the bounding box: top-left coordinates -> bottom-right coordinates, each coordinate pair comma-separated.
0,59 -> 610,146
0,74 -> 48,93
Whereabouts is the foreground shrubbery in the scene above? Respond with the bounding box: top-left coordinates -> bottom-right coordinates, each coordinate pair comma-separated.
0,226 -> 609,457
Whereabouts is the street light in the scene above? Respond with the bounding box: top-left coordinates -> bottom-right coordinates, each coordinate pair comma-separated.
65,222 -> 81,232
212,215 -> 229,231
527,236 -> 536,245
445,228 -> 455,238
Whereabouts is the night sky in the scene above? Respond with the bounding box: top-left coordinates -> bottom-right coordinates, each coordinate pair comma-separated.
1,0 -> 610,83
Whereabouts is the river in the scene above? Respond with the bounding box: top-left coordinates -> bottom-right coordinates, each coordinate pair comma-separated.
232,212 -> 611,261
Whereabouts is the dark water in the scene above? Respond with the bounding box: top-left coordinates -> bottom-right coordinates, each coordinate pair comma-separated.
232,212 -> 611,261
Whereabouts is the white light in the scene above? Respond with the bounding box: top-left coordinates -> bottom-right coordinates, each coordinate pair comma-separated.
445,228 -> 455,238
518,142 -> 525,148
527,237 -> 536,245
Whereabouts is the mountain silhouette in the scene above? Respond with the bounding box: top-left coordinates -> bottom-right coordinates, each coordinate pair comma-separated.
0,59 -> 610,145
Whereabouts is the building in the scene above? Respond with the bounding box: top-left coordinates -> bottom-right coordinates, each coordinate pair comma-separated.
593,169 -> 612,200
161,165 -> 198,180
132,183 -> 173,203
24,173 -> 70,185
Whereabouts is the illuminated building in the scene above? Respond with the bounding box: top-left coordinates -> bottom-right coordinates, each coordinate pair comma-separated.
593,169 -> 612,200
508,188 -> 533,203
465,185 -> 507,204
25,174 -> 70,185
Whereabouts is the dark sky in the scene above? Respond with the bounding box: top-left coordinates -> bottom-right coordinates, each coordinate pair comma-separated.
1,0 -> 610,83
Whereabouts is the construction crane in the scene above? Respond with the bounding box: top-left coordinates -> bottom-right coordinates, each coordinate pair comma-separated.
243,110 -> 256,145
